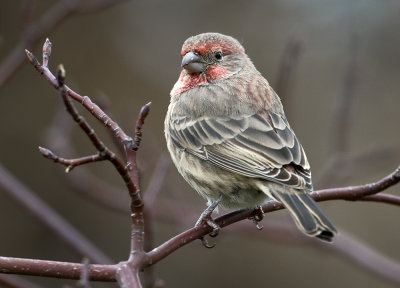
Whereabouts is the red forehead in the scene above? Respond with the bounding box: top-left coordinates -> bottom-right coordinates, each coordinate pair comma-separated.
181,37 -> 244,56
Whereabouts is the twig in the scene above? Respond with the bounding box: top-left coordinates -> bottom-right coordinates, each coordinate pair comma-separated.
18,38 -> 400,287
360,193 -> 400,206
0,257 -> 116,281
39,146 -> 105,172
146,165 -> 400,264
45,106 -> 129,213
27,39 -> 150,287
314,165 -> 400,201
1,165 -> 399,281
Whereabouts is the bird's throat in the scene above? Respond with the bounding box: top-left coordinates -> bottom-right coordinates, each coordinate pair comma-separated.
171,66 -> 229,96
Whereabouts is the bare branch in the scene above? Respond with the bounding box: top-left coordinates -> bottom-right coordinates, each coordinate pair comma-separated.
146,165 -> 400,265
0,257 -> 116,281
116,262 -> 142,288
314,165 -> 400,201
39,146 -> 105,172
359,193 -> 400,206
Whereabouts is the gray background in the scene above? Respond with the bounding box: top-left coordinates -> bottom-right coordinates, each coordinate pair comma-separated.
1,0 -> 400,287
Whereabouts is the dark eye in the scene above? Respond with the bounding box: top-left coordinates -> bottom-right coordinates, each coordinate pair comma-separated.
215,51 -> 223,61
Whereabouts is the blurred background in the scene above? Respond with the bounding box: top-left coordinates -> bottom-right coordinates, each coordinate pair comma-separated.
1,0 -> 400,287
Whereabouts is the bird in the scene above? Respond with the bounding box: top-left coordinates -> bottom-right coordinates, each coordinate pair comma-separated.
164,32 -> 337,242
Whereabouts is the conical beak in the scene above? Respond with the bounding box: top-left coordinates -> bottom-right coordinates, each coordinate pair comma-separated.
181,51 -> 207,73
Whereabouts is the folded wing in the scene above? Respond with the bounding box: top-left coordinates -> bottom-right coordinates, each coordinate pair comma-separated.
169,111 -> 312,191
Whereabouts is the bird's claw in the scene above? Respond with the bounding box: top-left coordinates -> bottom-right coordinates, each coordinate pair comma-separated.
195,216 -> 221,237
249,206 -> 264,230
207,219 -> 220,237
200,237 -> 216,249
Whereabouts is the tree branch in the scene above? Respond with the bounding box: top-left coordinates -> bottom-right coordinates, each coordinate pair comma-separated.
6,38 -> 398,287
146,165 -> 400,265
0,257 -> 116,281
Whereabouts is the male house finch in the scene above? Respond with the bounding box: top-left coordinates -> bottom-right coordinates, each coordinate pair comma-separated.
165,33 -> 337,241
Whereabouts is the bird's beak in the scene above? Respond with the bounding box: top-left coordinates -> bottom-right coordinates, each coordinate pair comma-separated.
181,51 -> 207,74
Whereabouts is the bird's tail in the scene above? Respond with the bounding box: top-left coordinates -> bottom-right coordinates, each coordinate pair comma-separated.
261,185 -> 337,242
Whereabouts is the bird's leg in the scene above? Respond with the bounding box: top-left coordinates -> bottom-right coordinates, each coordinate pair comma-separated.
249,205 -> 264,230
196,194 -> 224,237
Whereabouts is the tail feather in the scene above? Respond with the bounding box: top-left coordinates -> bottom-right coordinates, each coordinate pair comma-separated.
263,186 -> 337,242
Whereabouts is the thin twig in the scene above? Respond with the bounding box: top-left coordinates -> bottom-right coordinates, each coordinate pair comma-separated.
39,146 -> 105,172
1,165 -> 399,281
145,165 -> 400,265
0,257 -> 116,281
29,40 -> 150,287
360,193 -> 400,206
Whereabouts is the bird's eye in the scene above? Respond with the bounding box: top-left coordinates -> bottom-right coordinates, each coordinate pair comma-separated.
215,51 -> 223,61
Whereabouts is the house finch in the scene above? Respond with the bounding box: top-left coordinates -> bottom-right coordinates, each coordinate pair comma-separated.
165,32 -> 337,241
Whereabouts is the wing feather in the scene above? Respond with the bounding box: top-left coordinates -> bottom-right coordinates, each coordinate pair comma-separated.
169,111 -> 312,190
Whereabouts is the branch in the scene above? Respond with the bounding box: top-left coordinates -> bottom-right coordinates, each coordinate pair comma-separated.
0,257 -> 116,281
39,146 -> 105,172
25,38 -> 151,287
16,38 -> 400,287
314,165 -> 400,201
1,165 -> 399,282
146,165 -> 400,264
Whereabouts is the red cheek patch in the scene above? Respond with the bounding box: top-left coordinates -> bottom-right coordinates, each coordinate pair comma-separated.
171,65 -> 229,96
171,71 -> 207,96
205,65 -> 228,81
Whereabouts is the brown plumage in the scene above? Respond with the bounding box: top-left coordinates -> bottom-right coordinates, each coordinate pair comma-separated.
165,32 -> 337,241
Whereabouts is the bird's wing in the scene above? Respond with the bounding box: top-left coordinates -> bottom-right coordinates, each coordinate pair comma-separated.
169,111 -> 313,190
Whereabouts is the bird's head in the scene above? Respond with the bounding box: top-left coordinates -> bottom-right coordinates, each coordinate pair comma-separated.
171,33 -> 248,96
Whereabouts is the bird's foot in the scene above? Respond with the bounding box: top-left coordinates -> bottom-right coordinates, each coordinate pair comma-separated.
195,195 -> 224,247
249,205 -> 264,230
